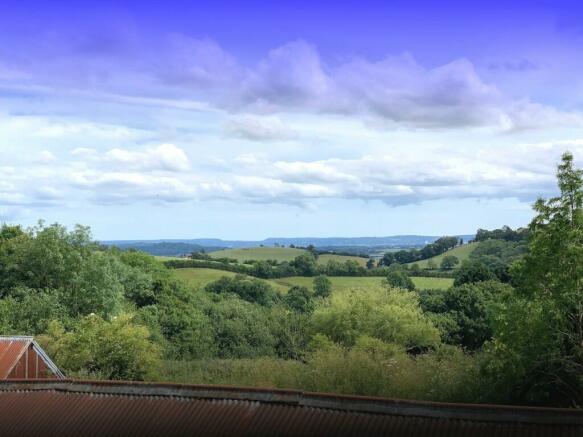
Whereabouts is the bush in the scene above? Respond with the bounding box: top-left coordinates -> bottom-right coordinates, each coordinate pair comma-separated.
313,275 -> 332,298
385,271 -> 415,291
311,288 -> 440,350
454,260 -> 497,286
285,286 -> 314,313
205,274 -> 279,306
418,281 -> 514,350
40,314 -> 162,380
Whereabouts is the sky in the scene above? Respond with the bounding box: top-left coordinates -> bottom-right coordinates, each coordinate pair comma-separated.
1,0 -> 583,240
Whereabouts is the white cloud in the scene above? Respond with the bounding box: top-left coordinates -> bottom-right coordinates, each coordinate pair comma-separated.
158,39 -> 583,131
3,36 -> 581,131
224,115 -> 295,141
38,150 -> 57,163
102,144 -> 190,172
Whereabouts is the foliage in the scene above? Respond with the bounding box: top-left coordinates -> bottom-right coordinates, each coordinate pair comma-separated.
418,281 -> 513,350
205,274 -> 279,306
440,255 -> 459,270
469,239 -> 528,282
453,260 -> 496,286
485,152 -> 583,406
40,314 -> 162,380
474,226 -> 529,243
391,236 -> 460,264
311,288 -> 440,350
313,275 -> 332,298
285,286 -> 314,313
385,270 -> 415,291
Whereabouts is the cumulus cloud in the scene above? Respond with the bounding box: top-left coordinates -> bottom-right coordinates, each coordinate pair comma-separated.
1,138 -> 581,211
99,144 -> 190,172
224,115 -> 295,141
2,34 -> 581,131
157,39 -> 583,130
68,170 -> 195,204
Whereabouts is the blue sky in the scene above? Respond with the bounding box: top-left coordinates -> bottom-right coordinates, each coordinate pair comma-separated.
1,0 -> 583,240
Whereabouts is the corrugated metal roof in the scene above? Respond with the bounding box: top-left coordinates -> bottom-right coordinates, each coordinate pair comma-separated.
0,379 -> 581,436
0,337 -> 31,379
0,336 -> 64,379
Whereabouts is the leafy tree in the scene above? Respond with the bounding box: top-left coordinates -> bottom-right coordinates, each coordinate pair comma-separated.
205,274 -> 278,306
152,284 -> 216,359
285,286 -> 314,313
205,295 -> 277,358
487,152 -> 583,406
419,281 -> 513,350
312,288 -> 440,350
64,252 -> 125,318
440,255 -> 459,270
385,271 -> 415,291
313,275 -> 332,298
426,259 -> 437,270
366,259 -> 376,270
379,252 -> 396,266
291,254 -> 318,276
453,260 -> 496,286
40,314 -> 162,380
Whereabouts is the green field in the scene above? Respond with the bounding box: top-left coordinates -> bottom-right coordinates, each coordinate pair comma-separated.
172,268 -> 453,292
155,256 -> 185,261
172,268 -> 290,293
317,254 -> 369,267
407,243 -> 479,269
272,276 -> 452,291
210,247 -> 307,262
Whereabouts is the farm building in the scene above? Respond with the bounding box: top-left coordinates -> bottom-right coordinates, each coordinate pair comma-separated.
0,379 -> 581,436
0,336 -> 64,379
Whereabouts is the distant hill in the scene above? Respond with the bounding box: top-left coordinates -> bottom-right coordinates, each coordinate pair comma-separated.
103,234 -> 475,257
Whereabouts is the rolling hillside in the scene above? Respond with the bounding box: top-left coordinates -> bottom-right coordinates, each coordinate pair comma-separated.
172,268 -> 453,292
209,247 -> 307,262
209,246 -> 370,266
407,242 -> 479,269
316,254 -> 369,267
172,268 -> 290,293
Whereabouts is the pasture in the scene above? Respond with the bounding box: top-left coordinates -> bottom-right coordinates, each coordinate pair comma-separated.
407,243 -> 479,269
209,247 -> 306,262
317,253 -> 369,267
172,268 -> 453,292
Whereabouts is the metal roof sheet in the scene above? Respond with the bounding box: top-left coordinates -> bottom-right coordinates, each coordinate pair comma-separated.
0,379 -> 581,436
0,336 -> 64,379
0,337 -> 31,379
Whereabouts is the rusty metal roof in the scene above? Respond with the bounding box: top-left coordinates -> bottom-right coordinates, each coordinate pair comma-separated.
0,336 -> 64,379
0,379 -> 581,436
0,337 -> 31,379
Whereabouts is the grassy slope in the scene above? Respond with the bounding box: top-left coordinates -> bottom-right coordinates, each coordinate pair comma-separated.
407,243 -> 479,269
172,268 -> 290,293
316,254 -> 369,267
155,256 -> 184,261
272,276 -> 452,291
209,247 -> 370,266
209,247 -> 307,262
173,268 -> 453,292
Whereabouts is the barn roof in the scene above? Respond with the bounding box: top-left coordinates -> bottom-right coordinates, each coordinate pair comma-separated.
0,379 -> 581,436
0,336 -> 64,379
